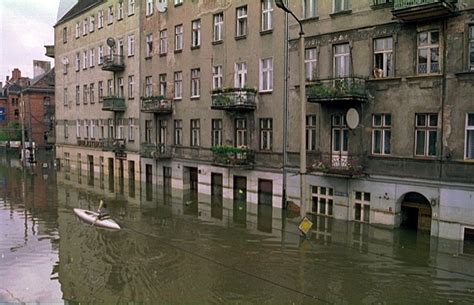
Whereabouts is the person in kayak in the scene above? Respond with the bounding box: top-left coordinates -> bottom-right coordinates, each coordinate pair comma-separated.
97,200 -> 111,220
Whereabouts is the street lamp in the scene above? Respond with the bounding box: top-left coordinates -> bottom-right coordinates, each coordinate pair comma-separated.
276,0 -> 307,217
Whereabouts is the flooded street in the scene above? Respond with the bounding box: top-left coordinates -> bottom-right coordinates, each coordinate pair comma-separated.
1,154 -> 474,304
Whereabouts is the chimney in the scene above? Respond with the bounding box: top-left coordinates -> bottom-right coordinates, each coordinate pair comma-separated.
11,68 -> 21,81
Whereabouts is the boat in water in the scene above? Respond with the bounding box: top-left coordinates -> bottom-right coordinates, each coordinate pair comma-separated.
73,208 -> 121,230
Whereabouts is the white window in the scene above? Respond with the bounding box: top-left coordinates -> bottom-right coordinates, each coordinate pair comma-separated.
235,118 -> 247,147
466,113 -> 474,159
91,119 -> 96,139
306,115 -> 317,151
98,81 -> 103,100
191,68 -> 201,98
235,62 -> 247,88
415,113 -> 438,157
89,49 -> 95,68
75,52 -> 80,71
98,45 -> 104,64
372,114 -> 391,155
146,33 -> 153,57
418,30 -> 440,74
333,0 -> 350,13
174,120 -> 183,145
174,71 -> 182,99
82,51 -> 88,69
107,79 -> 113,95
108,5 -> 114,24
128,0 -> 135,16
191,19 -> 201,48
118,39 -> 124,56
75,22 -> 80,38
146,0 -> 154,16
145,76 -> 153,97
334,43 -> 350,78
76,85 -> 80,105
159,74 -> 167,96
128,35 -> 135,56
236,6 -> 247,37
89,83 -> 95,104
174,0 -> 183,5
118,77 -> 124,97
259,58 -> 273,92
213,13 -> 223,42
374,37 -> 393,78
64,122 -> 69,139
83,18 -> 88,35
191,119 -> 200,146
128,75 -> 134,98
260,118 -> 273,151
175,25 -> 183,51
303,0 -> 317,18
89,15 -> 95,32
212,119 -> 222,146
85,122 -> 89,140
83,84 -> 88,104
108,119 -> 114,139
117,1 -> 123,20
76,119 -> 81,138
332,114 -> 349,165
117,119 -> 124,139
63,27 -> 68,43
312,186 -> 334,216
261,0 -> 273,31
212,65 -> 223,90
129,118 -> 135,141
354,191 -> 370,223
159,30 -> 168,55
63,88 -> 68,106
98,10 -> 104,28
305,48 -> 318,81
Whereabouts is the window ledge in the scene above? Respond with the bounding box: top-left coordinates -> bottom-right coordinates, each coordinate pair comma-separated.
367,76 -> 402,82
212,40 -> 223,45
174,49 -> 183,54
455,71 -> 474,77
145,56 -> 152,60
259,90 -> 273,95
173,98 -> 182,101
128,97 -> 134,100
174,3 -> 183,7
191,45 -> 200,50
370,3 -> 393,10
159,53 -> 167,57
301,16 -> 319,23
260,29 -> 273,36
329,10 -> 352,18
235,35 -> 247,41
405,74 -> 443,80
190,96 -> 200,100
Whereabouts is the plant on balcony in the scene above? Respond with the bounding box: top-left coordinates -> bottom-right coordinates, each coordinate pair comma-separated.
212,94 -> 231,106
211,145 -> 253,165
211,87 -> 257,94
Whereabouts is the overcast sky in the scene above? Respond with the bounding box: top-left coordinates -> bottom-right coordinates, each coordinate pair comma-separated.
0,0 -> 60,82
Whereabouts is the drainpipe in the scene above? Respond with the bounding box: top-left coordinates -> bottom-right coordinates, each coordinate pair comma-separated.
282,6 -> 289,209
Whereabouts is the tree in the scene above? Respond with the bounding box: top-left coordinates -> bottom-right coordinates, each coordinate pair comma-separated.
0,122 -> 22,141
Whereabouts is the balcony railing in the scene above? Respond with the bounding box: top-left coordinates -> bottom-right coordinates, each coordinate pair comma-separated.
211,146 -> 255,168
102,54 -> 125,72
392,0 -> 456,21
102,96 -> 126,112
309,153 -> 366,177
102,138 -> 126,152
307,77 -> 368,105
211,88 -> 257,111
140,96 -> 173,114
141,143 -> 172,159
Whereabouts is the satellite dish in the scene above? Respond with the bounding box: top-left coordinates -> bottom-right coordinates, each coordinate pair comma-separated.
106,37 -> 116,48
156,0 -> 168,12
61,57 -> 69,65
346,108 -> 360,129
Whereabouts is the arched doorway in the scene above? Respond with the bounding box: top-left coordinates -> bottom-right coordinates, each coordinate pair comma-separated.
400,192 -> 432,232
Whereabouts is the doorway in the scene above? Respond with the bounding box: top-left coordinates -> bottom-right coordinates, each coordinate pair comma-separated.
145,164 -> 152,184
233,176 -> 247,227
400,192 -> 432,232
211,173 -> 223,220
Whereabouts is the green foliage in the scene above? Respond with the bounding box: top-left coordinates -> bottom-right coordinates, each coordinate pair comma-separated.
0,122 -> 21,141
211,146 -> 254,166
307,78 -> 366,99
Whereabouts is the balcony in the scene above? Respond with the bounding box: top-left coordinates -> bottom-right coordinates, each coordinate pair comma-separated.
307,77 -> 368,106
308,153 -> 366,177
102,96 -> 126,112
392,0 -> 456,22
140,96 -> 173,114
211,146 -> 255,168
44,45 -> 54,58
101,55 -> 125,72
211,88 -> 257,112
141,143 -> 172,160
102,138 -> 126,152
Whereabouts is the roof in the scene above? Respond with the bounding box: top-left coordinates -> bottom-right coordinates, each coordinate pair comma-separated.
56,0 -> 103,26
23,69 -> 55,94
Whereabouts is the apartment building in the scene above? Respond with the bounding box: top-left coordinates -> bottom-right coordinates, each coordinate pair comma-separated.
54,0 -> 141,181
284,0 -> 474,242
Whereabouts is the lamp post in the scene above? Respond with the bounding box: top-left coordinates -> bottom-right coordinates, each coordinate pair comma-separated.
275,0 -> 307,217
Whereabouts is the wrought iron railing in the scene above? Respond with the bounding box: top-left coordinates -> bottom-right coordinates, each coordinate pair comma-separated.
211,146 -> 255,167
102,54 -> 125,71
307,77 -> 368,103
394,0 -> 453,10
309,152 -> 366,176
141,143 -> 172,159
211,88 -> 257,111
102,138 -> 126,151
140,96 -> 172,113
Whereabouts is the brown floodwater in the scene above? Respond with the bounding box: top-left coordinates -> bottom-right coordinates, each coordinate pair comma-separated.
1,153 -> 474,304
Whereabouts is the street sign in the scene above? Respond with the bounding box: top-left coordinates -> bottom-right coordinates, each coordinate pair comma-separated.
298,216 -> 313,236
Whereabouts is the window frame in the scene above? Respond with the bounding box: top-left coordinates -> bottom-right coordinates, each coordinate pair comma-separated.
303,0 -> 317,19
191,19 -> 201,48
259,57 -> 273,92
146,33 -> 153,58
373,36 -> 394,78
175,24 -> 183,51
259,118 -> 273,151
212,119 -> 223,147
261,0 -> 273,32
212,65 -> 223,90
174,71 -> 183,100
414,113 -> 438,157
372,113 -> 392,155
234,62 -> 247,89
190,68 -> 201,98
465,113 -> 474,160
190,119 -> 200,147
159,29 -> 168,55
417,30 -> 440,75
236,6 -> 248,38
213,13 -> 224,42
306,115 -> 317,151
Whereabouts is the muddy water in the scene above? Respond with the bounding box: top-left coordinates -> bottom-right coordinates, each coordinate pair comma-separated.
1,156 -> 474,304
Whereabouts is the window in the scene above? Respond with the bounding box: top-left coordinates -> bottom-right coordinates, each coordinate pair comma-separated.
306,115 -> 317,151
98,81 -> 103,100
191,119 -> 200,146
76,86 -> 80,105
63,88 -> 68,106
175,0 -> 183,5
312,186 -> 334,216
128,35 -> 135,56
83,18 -> 88,35
236,6 -> 248,38
466,114 -> 474,159
333,0 -> 350,13
191,19 -> 201,48
334,43 -> 350,77
191,68 -> 200,98
89,15 -> 95,32
146,0 -> 154,16
118,39 -> 124,56
146,33 -> 153,58
160,30 -> 168,55
63,27 -> 68,43
98,10 -> 104,28
235,118 -> 247,147
260,118 -> 273,150
418,30 -> 440,74
212,119 -> 222,146
235,62 -> 247,88
64,121 -> 69,139
82,51 -> 88,69
75,22 -> 80,38
159,74 -> 167,96
129,118 -> 135,141
90,83 -> 95,104
128,0 -> 135,16
174,120 -> 183,145
305,48 -> 318,81
374,37 -> 393,78
145,120 -> 152,143
107,79 -> 113,96
415,113 -> 438,157
145,76 -> 153,97
372,114 -> 391,155
108,119 -> 114,139
261,0 -> 273,31
83,85 -> 88,104
213,13 -> 223,42
174,71 -> 182,99
117,1 -> 123,19
76,119 -> 81,138
303,0 -> 317,18
118,77 -> 124,97
98,45 -> 104,64
212,65 -> 223,90
128,75 -> 134,98
332,114 -> 348,161
91,120 -> 96,139
117,119 -> 125,140
354,191 -> 370,223
89,49 -> 95,67
175,25 -> 183,51
260,58 -> 273,92
469,26 -> 474,71
75,52 -> 80,71
108,5 -> 114,24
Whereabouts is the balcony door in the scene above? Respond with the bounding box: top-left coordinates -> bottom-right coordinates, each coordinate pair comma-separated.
235,118 -> 247,147
331,114 -> 348,167
159,120 -> 167,150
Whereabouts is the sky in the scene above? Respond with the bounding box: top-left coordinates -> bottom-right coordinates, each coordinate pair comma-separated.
0,0 -> 61,82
